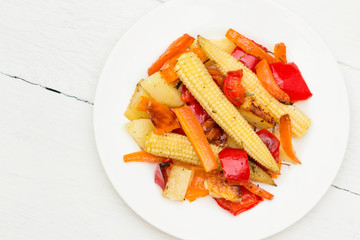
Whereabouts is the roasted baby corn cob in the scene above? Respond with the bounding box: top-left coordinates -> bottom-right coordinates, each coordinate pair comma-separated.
197,36 -> 311,138
145,132 -> 223,168
174,52 -> 279,173
145,132 -> 275,184
248,160 -> 276,186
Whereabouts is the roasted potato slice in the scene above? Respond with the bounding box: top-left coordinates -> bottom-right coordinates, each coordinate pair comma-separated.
239,96 -> 276,129
141,72 -> 184,108
163,165 -> 194,201
124,80 -> 151,121
125,119 -> 154,149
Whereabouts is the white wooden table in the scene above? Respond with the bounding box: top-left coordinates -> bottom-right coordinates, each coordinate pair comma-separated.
1,0 -> 359,239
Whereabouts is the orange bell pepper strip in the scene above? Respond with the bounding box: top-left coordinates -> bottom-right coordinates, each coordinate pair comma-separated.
279,114 -> 301,164
123,151 -> 168,163
185,169 -> 209,202
255,59 -> 291,105
226,28 -> 275,64
148,34 -> 195,76
160,58 -> 179,83
274,42 -> 287,63
160,47 -> 208,83
136,96 -> 180,135
227,180 -> 274,200
173,105 -> 218,172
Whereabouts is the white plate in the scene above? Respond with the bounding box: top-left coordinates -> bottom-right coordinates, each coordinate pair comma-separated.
94,0 -> 349,239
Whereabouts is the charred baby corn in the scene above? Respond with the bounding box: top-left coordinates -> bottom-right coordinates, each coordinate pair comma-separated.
174,52 -> 279,173
145,132 -> 275,184
197,36 -> 311,138
145,132 -> 223,167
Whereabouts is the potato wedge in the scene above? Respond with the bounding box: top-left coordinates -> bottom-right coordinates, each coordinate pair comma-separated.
141,72 -> 184,108
163,165 -> 193,201
239,96 -> 276,129
125,119 -> 154,149
124,80 -> 150,120
210,38 -> 236,54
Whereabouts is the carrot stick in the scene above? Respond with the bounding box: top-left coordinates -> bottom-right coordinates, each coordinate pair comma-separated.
228,180 -> 274,200
123,151 -> 167,163
137,96 -> 180,135
173,105 -> 217,172
279,114 -> 301,164
274,42 -> 287,63
148,34 -> 195,76
255,59 -> 291,104
226,28 -> 275,64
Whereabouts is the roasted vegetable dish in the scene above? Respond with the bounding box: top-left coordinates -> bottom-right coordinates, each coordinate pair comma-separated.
123,28 -> 312,215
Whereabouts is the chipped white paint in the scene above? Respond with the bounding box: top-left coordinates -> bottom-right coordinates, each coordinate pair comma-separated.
0,0 -> 359,239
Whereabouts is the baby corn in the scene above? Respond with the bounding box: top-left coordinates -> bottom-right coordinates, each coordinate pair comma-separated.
197,36 -> 311,138
175,52 -> 279,173
249,160 -> 276,186
145,132 -> 275,184
145,132 -> 223,167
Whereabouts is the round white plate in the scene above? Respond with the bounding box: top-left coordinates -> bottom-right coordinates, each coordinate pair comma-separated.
94,0 -> 349,239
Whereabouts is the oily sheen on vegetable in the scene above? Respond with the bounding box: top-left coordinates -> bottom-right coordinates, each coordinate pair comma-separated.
197,35 -> 311,137
123,29 -> 312,216
175,52 -> 279,173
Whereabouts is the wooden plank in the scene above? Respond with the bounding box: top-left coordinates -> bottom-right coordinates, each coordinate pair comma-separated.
0,0 -> 160,102
0,0 -> 359,103
272,0 -> 360,69
0,74 -> 175,240
331,65 -> 360,194
269,187 -> 360,240
0,70 -> 359,239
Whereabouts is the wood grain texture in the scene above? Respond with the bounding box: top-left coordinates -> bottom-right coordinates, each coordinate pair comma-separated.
1,71 -> 359,239
0,0 -> 160,102
0,74 -> 174,240
0,0 -> 359,239
0,0 -> 359,102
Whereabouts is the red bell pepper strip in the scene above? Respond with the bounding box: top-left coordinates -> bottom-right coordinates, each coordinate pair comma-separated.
181,85 -> 198,104
222,70 -> 246,107
256,59 -> 291,104
269,62 -> 312,102
187,103 -> 210,125
219,148 -> 250,181
231,46 -> 260,73
256,129 -> 280,163
213,187 -> 263,216
154,160 -> 172,190
148,34 -> 194,76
